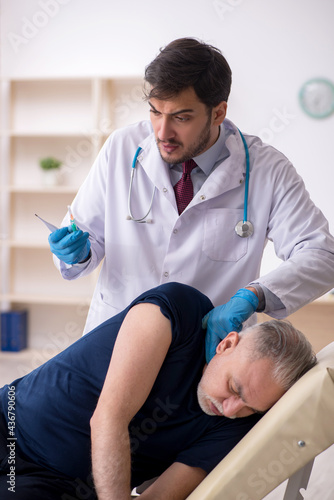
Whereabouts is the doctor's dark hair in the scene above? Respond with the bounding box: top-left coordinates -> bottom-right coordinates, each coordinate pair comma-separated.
144,38 -> 232,108
238,320 -> 317,392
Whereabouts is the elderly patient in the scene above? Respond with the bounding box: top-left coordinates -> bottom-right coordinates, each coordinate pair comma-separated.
0,283 -> 316,500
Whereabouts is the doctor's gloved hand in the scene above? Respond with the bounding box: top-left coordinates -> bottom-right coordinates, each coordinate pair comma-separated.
202,288 -> 259,364
48,226 -> 91,265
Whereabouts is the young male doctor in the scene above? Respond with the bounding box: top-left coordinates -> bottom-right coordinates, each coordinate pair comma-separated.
48,37 -> 334,359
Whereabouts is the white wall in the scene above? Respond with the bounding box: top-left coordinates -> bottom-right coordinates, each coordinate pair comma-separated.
1,0 -> 334,273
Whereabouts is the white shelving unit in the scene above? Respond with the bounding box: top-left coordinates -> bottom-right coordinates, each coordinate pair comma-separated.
0,76 -> 148,380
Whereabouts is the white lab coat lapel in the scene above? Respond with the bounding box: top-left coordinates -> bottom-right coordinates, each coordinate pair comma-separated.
187,126 -> 246,208
138,134 -> 178,211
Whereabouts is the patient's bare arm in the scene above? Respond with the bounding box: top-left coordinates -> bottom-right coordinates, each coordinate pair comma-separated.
90,303 -> 172,500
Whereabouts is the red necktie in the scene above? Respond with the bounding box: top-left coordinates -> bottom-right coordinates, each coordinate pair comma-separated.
174,159 -> 197,214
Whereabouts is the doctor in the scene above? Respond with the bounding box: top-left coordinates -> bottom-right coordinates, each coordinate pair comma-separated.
49,38 -> 334,360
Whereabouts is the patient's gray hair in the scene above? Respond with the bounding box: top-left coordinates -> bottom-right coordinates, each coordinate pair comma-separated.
238,320 -> 317,391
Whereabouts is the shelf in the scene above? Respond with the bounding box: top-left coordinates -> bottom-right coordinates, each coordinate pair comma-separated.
5,240 -> 49,249
0,76 -> 146,352
0,348 -> 62,384
1,130 -> 99,138
0,294 -> 91,306
9,80 -> 95,133
0,347 -> 61,359
8,134 -> 93,189
9,193 -> 75,241
8,185 -> 78,194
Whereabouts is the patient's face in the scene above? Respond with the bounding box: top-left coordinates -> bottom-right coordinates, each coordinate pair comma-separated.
197,331 -> 285,419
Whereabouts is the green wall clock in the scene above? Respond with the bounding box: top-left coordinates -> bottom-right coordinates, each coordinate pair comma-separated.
299,78 -> 334,119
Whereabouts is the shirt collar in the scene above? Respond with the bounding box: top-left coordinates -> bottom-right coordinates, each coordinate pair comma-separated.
170,125 -> 228,176
193,125 -> 226,175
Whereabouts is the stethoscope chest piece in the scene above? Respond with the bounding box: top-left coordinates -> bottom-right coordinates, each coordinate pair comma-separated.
235,220 -> 254,238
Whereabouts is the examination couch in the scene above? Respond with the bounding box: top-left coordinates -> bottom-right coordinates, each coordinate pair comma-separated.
186,340 -> 334,500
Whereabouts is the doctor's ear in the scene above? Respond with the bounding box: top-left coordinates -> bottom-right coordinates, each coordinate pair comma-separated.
212,101 -> 227,126
216,331 -> 239,355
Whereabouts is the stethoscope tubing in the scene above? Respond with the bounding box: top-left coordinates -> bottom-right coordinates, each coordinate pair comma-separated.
127,146 -> 155,223
238,129 -> 250,224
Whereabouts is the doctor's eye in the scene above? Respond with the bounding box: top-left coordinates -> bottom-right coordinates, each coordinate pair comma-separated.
175,116 -> 190,122
150,109 -> 161,116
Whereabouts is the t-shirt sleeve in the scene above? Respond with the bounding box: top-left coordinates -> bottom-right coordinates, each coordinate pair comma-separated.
127,282 -> 214,346
175,413 -> 263,473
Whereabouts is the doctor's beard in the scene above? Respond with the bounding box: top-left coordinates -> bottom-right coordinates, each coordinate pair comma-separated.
156,114 -> 212,164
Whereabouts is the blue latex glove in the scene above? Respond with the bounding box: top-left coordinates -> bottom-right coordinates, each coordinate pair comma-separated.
202,288 -> 259,364
48,226 -> 91,265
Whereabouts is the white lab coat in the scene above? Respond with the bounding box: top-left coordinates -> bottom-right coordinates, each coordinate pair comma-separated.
55,119 -> 334,334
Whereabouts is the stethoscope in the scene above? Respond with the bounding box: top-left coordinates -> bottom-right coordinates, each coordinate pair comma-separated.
127,129 -> 254,238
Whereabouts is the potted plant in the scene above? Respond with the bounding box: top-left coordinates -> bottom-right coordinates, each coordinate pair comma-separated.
39,156 -> 62,186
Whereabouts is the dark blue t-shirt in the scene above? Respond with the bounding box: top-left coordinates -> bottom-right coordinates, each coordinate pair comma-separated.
0,283 -> 261,487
